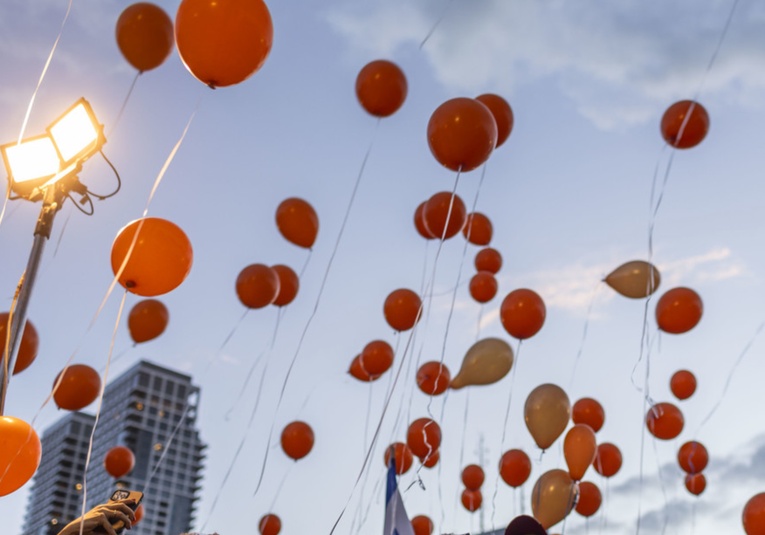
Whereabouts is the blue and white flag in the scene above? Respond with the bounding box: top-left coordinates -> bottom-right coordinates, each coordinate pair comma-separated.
384,452 -> 415,535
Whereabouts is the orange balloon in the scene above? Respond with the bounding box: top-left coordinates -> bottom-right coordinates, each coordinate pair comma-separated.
563,424 -> 597,481
259,513 -> 281,535
111,217 -> 193,297
414,202 -> 437,240
420,449 -> 440,468
428,98 -> 497,172
0,416 -> 41,497
646,402 -> 684,440
571,398 -> 605,433
475,247 -> 502,274
104,446 -> 135,479
384,288 -> 422,332
656,287 -> 703,334
348,354 -> 381,383
423,191 -> 467,240
133,504 -> 144,524
127,299 -> 169,344
744,493 -> 765,535
531,469 -> 577,529
462,212 -> 492,245
475,94 -> 513,148
276,197 -> 319,249
416,361 -> 450,396
677,441 -> 708,474
175,0 -> 273,88
280,421 -> 314,461
53,364 -> 101,411
411,515 -> 433,535
461,489 -> 482,512
499,449 -> 531,488
469,272 -> 498,304
670,369 -> 697,400
593,443 -> 622,478
501,289 -> 546,340
271,265 -> 299,307
462,464 -> 485,491
0,313 -> 39,375
384,442 -> 414,475
116,3 -> 173,72
355,60 -> 407,118
236,264 -> 280,309
406,418 -> 442,459
685,473 -> 706,496
360,340 -> 394,376
575,481 -> 602,517
661,100 -> 709,149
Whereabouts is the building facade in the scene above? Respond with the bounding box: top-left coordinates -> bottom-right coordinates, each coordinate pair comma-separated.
23,360 -> 206,535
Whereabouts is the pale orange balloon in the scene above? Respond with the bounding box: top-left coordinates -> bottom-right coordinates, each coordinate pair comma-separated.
604,260 -> 660,299
531,469 -> 578,529
525,384 -> 570,450
563,424 -> 597,481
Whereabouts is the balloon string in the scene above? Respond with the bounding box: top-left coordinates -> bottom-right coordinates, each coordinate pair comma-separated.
695,320 -> 765,435
268,462 -> 293,511
491,339 -> 522,529
419,0 -> 455,49
17,0 -> 73,143
454,388 -> 471,522
568,282 -> 602,390
108,71 -> 141,138
695,0 -> 741,100
650,436 -> 670,535
98,345 -> 131,373
600,478 -> 610,534
476,305 -> 483,341
77,289 -> 126,535
143,399 -> 194,496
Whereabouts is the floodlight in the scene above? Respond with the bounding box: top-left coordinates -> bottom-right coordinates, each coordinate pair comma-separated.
0,135 -> 60,194
46,97 -> 104,167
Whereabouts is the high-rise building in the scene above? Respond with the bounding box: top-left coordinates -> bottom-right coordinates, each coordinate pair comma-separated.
22,360 -> 206,535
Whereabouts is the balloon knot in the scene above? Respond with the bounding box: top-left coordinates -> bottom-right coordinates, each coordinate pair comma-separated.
125,280 -> 136,289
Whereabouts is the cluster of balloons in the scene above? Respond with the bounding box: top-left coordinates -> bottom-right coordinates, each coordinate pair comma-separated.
406,418 -> 441,468
280,421 -> 314,461
678,441 -> 708,496
460,464 -> 485,512
471,247 -> 502,305
349,340 -> 394,382
236,263 -> 299,309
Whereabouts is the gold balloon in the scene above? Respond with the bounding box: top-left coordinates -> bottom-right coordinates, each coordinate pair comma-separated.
450,337 -> 513,389
524,384 -> 570,450
531,469 -> 578,529
604,260 -> 660,299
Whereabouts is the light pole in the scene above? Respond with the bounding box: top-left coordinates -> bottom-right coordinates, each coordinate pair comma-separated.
0,97 -> 107,415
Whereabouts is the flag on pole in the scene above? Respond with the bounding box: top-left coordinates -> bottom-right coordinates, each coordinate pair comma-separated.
384,450 -> 415,535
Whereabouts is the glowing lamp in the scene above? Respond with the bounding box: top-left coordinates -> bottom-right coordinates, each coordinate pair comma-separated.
46,98 -> 104,167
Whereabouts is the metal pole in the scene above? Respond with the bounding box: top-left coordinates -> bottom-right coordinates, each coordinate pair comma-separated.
0,185 -> 65,415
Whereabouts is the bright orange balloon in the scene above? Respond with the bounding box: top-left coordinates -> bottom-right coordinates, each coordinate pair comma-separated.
175,0 -> 273,88
501,289 -> 546,340
661,100 -> 709,149
593,443 -> 622,478
104,446 -> 135,479
411,515 -> 433,535
360,340 -> 394,376
236,264 -> 280,309
469,272 -> 498,304
428,97 -> 497,172
462,212 -> 492,245
406,418 -> 442,459
53,364 -> 101,411
677,441 -> 708,474
416,361 -> 450,396
499,449 -> 531,488
575,481 -> 602,517
656,287 -> 703,334
685,473 -> 706,496
420,449 -> 440,468
475,94 -> 513,148
127,299 -> 169,344
670,369 -> 697,400
271,264 -> 299,307
563,424 -> 597,481
280,421 -> 314,461
116,3 -> 173,72
525,384 -> 570,451
462,464 -> 485,491
348,354 -> 381,383
423,191 -> 467,240
384,288 -> 422,332
744,493 -> 765,535
646,402 -> 684,440
111,217 -> 193,297
475,247 -> 502,274
414,202 -> 437,240
531,469 -> 577,529
275,198 -> 319,249
259,513 -> 281,535
571,398 -> 605,433
0,313 -> 39,375
356,60 -> 407,118
0,416 -> 41,497
461,489 -> 482,512
384,442 -> 413,475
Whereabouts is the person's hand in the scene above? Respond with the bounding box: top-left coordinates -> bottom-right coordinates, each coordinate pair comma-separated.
57,500 -> 137,535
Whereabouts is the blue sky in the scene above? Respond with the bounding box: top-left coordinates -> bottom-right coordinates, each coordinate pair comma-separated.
2,1 -> 765,534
